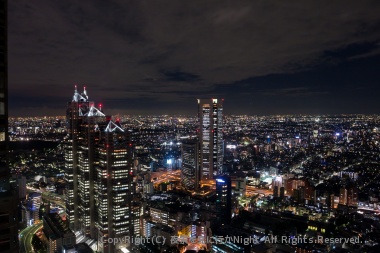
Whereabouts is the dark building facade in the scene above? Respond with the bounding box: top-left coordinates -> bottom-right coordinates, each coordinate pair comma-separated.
215,176 -> 231,226
43,213 -> 76,253
0,1 -> 19,251
0,0 -> 7,182
181,140 -> 200,191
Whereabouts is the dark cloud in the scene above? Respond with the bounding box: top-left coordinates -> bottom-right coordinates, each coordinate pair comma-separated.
8,0 -> 380,116
324,42 -> 380,61
161,69 -> 201,82
257,87 -> 330,97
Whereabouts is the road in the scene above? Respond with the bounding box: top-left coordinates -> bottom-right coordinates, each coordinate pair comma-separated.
152,170 -> 181,186
246,186 -> 273,197
41,192 -> 66,209
19,222 -> 43,253
21,189 -> 66,252
26,186 -> 66,209
358,206 -> 380,213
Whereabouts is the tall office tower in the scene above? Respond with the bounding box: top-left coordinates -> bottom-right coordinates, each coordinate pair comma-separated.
65,87 -> 133,252
181,140 -> 200,191
77,107 -> 106,238
65,86 -> 99,232
95,120 -> 132,253
197,99 -> 223,180
131,201 -> 142,237
0,0 -> 19,251
215,176 -> 231,226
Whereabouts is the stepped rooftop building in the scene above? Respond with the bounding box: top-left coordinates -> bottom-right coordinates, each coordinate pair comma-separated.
64,86 -> 133,252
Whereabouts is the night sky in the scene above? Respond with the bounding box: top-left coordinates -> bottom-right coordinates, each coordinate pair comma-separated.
8,1 -> 380,116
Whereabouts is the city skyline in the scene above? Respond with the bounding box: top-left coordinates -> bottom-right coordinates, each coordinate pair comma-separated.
5,2 -> 380,252
8,1 -> 380,116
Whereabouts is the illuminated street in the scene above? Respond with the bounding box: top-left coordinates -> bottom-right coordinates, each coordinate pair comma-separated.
19,222 -> 43,253
152,170 -> 181,186
245,186 -> 276,197
41,191 -> 66,209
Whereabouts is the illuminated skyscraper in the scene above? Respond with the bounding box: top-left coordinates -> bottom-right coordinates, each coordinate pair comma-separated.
0,1 -> 19,251
197,99 -> 223,180
77,106 -> 106,238
65,86 -> 105,235
95,119 -> 132,253
64,87 -> 133,252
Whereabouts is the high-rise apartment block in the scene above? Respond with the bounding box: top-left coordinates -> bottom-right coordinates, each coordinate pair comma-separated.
197,99 -> 223,180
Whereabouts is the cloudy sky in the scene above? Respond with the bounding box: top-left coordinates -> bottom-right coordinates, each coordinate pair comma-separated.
8,0 -> 380,116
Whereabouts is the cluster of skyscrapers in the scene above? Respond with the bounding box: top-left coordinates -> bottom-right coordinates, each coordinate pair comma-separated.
0,4 -> 230,246
2,0 -> 379,251
63,89 -> 230,251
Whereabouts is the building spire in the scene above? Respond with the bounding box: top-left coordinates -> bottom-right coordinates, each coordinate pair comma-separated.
73,85 -> 79,102
72,85 -> 88,102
